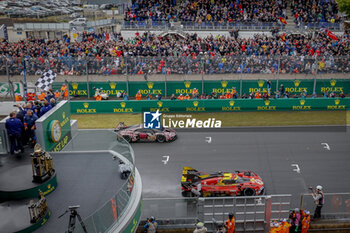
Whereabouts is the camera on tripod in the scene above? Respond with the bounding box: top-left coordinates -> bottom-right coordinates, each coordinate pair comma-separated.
68,205 -> 80,211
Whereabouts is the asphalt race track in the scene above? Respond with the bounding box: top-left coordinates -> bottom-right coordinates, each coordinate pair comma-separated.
132,126 -> 350,206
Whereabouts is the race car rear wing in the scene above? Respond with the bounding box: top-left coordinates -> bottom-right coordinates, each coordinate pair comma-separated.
115,122 -> 127,132
181,167 -> 209,184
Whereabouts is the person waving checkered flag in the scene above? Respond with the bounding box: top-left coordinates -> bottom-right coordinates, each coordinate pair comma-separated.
35,70 -> 56,91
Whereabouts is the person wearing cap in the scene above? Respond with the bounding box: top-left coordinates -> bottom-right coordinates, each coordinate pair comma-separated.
280,218 -> 291,233
311,185 -> 324,218
194,222 -> 207,233
224,213 -> 235,233
178,94 -> 185,101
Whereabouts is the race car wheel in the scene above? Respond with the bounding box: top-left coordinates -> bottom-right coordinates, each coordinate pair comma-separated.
243,188 -> 256,196
123,135 -> 132,143
156,135 -> 166,143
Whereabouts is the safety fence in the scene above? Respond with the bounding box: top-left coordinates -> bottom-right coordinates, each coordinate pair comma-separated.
122,21 -> 343,31
49,79 -> 350,98
69,98 -> 350,114
142,195 -> 291,233
1,56 -> 349,78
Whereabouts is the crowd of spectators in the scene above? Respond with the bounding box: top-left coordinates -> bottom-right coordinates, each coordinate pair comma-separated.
177,0 -> 287,23
124,0 -> 342,27
0,31 -> 349,76
291,0 -> 341,25
124,0 -> 287,23
5,89 -> 60,154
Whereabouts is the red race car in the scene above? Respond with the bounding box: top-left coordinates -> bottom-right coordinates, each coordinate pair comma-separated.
181,167 -> 264,197
114,122 -> 177,143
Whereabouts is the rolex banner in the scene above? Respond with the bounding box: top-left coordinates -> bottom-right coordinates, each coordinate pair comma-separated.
70,98 -> 350,114
52,79 -> 350,98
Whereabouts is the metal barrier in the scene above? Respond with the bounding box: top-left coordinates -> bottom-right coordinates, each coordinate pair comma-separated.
142,194 -> 291,232
300,193 -> 350,218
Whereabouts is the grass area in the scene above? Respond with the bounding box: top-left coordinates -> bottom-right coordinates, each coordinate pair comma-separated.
72,111 -> 349,129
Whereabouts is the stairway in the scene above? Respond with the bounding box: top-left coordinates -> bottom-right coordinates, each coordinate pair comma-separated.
285,3 -> 296,31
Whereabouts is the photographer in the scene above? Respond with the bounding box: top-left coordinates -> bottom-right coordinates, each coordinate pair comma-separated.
310,185 -> 324,219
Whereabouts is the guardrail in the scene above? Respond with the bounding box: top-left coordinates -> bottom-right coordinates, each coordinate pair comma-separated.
142,195 -> 291,232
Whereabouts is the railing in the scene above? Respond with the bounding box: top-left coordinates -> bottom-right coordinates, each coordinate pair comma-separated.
122,21 -> 284,31
297,22 -> 343,31
13,19 -> 115,31
142,195 -> 291,232
57,129 -> 136,233
1,56 -> 349,78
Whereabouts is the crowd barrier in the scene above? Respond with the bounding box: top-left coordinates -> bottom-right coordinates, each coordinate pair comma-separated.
70,98 -> 350,114
52,79 -> 350,98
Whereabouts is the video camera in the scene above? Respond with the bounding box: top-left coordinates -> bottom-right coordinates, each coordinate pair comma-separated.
68,205 -> 80,211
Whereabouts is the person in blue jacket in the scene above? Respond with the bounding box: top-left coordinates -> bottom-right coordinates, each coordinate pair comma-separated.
5,111 -> 24,154
24,110 -> 38,146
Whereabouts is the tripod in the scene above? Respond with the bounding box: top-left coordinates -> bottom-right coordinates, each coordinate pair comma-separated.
58,206 -> 88,233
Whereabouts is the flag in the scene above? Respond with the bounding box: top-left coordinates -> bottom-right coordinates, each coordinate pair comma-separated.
35,70 -> 56,91
279,17 -> 287,25
327,30 -> 338,41
280,33 -> 286,41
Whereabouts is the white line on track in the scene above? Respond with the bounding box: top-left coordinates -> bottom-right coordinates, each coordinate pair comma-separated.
162,155 -> 169,165
291,164 -> 301,174
321,143 -> 331,150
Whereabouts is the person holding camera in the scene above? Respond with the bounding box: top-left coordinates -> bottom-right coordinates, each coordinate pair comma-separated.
310,185 -> 324,219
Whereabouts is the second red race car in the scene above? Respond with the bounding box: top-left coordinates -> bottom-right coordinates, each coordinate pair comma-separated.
114,122 -> 177,143
181,167 -> 264,197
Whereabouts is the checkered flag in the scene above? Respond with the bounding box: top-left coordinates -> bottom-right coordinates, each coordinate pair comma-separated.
35,70 -> 56,91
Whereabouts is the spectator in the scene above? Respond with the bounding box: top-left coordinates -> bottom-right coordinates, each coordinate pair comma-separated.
156,94 -> 162,100
266,80 -> 272,96
178,94 -> 185,100
255,90 -> 262,99
123,92 -> 129,101
50,98 -> 57,108
24,110 -> 38,147
194,222 -> 207,233
170,94 -> 177,100
192,88 -> 199,99
144,217 -> 158,233
339,92 -> 345,98
279,84 -> 285,96
5,111 -> 24,155
146,93 -> 153,100
300,90 -> 307,98
136,91 -> 142,100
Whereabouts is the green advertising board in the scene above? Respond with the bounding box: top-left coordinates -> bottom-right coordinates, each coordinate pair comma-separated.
37,101 -> 72,152
0,82 -> 22,96
53,79 -> 350,98
70,98 -> 350,114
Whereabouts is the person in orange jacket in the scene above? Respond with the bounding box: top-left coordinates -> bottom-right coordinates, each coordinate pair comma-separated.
178,94 -> 185,100
15,94 -> 22,102
95,95 -> 102,101
231,87 -> 238,99
37,92 -> 46,101
255,90 -> 262,99
61,84 -> 68,100
225,90 -> 232,99
184,94 -> 190,100
301,211 -> 310,233
136,91 -> 142,100
225,213 -> 235,233
219,93 -> 226,99
54,90 -> 61,99
280,219 -> 291,233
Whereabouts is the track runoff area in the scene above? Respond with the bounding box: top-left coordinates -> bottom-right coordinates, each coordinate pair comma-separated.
127,111 -> 350,206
